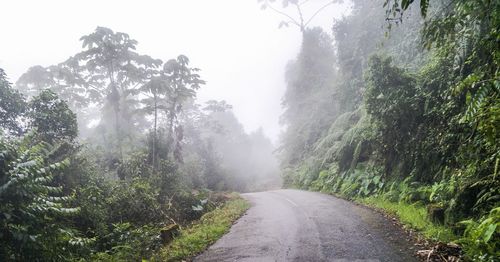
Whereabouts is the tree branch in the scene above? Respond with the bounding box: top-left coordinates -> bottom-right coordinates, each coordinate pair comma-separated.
299,0 -> 312,7
304,0 -> 337,28
294,3 -> 305,31
265,1 -> 302,28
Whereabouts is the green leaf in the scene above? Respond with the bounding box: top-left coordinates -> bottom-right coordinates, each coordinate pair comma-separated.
483,224 -> 497,243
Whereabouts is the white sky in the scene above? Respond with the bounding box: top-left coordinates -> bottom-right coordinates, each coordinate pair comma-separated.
0,0 -> 349,143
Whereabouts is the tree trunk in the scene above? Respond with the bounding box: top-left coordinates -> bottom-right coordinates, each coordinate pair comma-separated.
152,92 -> 157,171
108,65 -> 123,162
111,85 -> 123,161
166,99 -> 176,160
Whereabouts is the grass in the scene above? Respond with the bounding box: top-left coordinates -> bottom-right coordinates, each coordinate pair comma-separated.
155,195 -> 250,261
359,195 -> 457,242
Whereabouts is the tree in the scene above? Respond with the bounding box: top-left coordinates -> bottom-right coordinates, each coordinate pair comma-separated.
384,0 -> 430,21
258,0 -> 341,32
15,27 -> 163,158
29,90 -> 78,143
70,27 -> 162,159
364,56 -> 421,176
280,27 -> 337,167
138,77 -> 166,171
0,68 -> 27,135
137,55 -> 205,168
15,64 -> 88,110
161,55 -> 205,162
203,100 -> 233,113
386,0 -> 499,133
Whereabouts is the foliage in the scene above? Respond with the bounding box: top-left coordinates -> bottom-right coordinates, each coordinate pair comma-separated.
15,64 -> 91,113
106,178 -> 165,225
181,101 -> 280,192
280,27 -> 337,168
278,0 -> 499,259
29,90 -> 78,142
92,223 -> 162,261
0,68 -> 26,135
159,55 -> 206,162
459,207 -> 500,261
384,0 -> 430,19
74,27 -> 162,159
362,195 -> 456,242
0,137 -> 84,261
3,24 -> 280,261
156,195 -> 250,262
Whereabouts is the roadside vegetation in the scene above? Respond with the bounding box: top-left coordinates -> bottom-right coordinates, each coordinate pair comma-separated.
156,195 -> 250,261
1,0 -> 498,261
270,0 -> 499,260
0,27 -> 278,261
361,196 -> 456,243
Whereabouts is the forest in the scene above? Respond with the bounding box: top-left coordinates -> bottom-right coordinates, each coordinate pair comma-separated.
276,0 -> 499,260
0,26 -> 279,260
0,0 -> 499,261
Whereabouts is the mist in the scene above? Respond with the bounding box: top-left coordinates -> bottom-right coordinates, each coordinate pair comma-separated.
1,0 -> 497,261
0,0 -> 349,143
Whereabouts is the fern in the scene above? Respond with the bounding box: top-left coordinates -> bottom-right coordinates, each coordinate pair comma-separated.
463,83 -> 492,122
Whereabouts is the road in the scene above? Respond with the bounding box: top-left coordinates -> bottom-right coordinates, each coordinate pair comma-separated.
195,189 -> 419,262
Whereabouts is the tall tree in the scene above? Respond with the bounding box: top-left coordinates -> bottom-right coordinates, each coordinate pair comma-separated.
138,76 -> 167,170
161,55 -> 205,162
137,55 -> 205,167
71,27 -> 161,159
280,27 -> 337,167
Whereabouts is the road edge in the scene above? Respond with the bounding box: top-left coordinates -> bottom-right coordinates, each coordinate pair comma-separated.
154,194 -> 251,262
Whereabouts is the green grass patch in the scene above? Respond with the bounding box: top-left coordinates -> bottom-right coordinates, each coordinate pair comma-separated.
360,195 -> 457,242
155,195 -> 250,261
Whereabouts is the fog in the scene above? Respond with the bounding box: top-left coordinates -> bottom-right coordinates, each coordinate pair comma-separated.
2,0 -> 496,260
0,0 -> 349,143
0,0 -> 351,194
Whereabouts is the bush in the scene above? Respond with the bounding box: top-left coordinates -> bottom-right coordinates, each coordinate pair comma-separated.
0,137 -> 86,261
92,223 -> 162,261
107,178 -> 164,226
459,207 -> 500,261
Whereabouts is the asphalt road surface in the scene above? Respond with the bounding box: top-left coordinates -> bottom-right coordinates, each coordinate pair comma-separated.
195,189 -> 419,262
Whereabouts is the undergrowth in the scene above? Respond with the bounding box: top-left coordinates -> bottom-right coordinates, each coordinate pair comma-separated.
360,195 -> 456,242
300,165 -> 499,261
155,194 -> 250,261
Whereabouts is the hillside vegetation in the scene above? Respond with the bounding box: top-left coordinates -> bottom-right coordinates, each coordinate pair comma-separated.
277,0 -> 499,260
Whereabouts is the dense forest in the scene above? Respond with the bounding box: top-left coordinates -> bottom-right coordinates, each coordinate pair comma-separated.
274,0 -> 499,260
0,0 -> 499,261
0,26 -> 279,260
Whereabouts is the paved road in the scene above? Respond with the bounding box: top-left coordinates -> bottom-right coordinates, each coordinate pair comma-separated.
195,189 -> 419,262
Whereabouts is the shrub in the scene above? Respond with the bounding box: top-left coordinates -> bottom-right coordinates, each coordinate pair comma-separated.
0,137 -> 86,260
459,207 -> 500,261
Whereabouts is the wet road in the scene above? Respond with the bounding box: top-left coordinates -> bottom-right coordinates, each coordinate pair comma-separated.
195,189 -> 418,262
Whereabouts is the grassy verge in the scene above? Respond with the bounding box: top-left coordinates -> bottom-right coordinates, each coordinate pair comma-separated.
155,195 -> 250,261
359,195 -> 456,242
